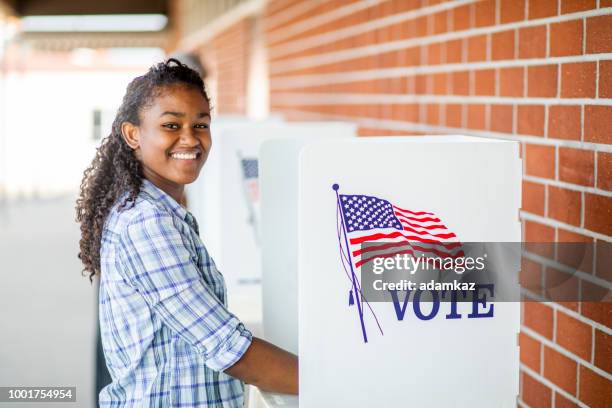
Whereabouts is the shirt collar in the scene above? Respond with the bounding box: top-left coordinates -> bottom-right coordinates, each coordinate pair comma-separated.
140,178 -> 190,222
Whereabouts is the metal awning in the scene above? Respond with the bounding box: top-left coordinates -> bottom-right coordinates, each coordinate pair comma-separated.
2,0 -> 171,50
4,0 -> 168,16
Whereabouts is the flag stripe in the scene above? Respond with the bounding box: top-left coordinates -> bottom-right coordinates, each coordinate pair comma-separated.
351,240 -> 463,258
395,214 -> 452,231
392,206 -> 434,216
349,231 -> 461,247
396,224 -> 457,239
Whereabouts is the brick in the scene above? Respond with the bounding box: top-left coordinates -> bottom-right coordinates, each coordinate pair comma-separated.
523,220 -> 555,258
548,186 -> 581,226
526,144 -> 555,177
415,74 -> 427,94
474,0 -> 496,27
524,301 -> 554,338
557,312 -> 593,360
543,346 -> 577,394
403,46 -> 421,67
427,42 -> 444,65
522,372 -> 552,408
499,67 -> 524,96
445,104 -> 463,128
548,105 -> 581,140
545,267 -> 580,310
579,365 -> 612,408
432,73 -> 449,94
446,39 -> 462,63
585,193 -> 612,235
392,0 -> 421,13
582,281 -> 612,326
519,25 -> 547,58
522,181 -> 545,215
467,35 -> 488,62
601,0 -> 612,6
550,20 -> 584,56
467,104 -> 486,130
414,16 -> 428,37
525,220 -> 555,242
595,240 -> 612,281
594,330 -> 612,373
452,4 -> 471,31
556,228 -> 593,276
585,105 -> 612,144
501,0 -> 525,23
432,11 -> 448,34
586,15 -> 612,53
521,257 -> 543,294
490,104 -> 514,133
559,147 -> 594,186
518,105 -> 545,136
474,69 -> 495,95
599,60 -> 612,98
528,65 -> 558,97
520,332 -> 542,372
555,393 -> 579,408
425,104 -> 440,125
561,62 -> 596,98
491,30 -> 515,60
529,0 -> 558,19
451,71 -> 470,95
561,0 -> 596,13
597,152 -> 612,190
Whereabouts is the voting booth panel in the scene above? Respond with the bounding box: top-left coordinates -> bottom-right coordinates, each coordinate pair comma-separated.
187,122 -> 357,310
187,117 -> 283,264
297,136 -> 521,408
260,139 -> 319,354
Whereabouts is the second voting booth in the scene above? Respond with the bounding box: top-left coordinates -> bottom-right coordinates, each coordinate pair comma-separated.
260,135 -> 522,407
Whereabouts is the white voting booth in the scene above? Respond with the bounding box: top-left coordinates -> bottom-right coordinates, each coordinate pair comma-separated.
259,136 -> 521,408
186,120 -> 356,323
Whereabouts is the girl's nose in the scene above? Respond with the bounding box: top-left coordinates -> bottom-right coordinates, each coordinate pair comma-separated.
179,128 -> 200,146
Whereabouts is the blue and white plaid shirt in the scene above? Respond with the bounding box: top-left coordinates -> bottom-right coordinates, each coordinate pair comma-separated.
99,178 -> 252,407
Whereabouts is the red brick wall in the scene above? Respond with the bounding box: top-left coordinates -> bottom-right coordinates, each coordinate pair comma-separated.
262,1 -> 611,406
197,18 -> 252,114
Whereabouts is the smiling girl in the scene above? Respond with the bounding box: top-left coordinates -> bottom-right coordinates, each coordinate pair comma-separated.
76,59 -> 298,407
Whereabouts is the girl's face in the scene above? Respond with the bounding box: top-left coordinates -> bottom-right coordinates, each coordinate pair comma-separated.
122,84 -> 211,197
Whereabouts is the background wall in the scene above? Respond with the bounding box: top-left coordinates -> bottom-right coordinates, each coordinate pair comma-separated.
186,1 -> 611,407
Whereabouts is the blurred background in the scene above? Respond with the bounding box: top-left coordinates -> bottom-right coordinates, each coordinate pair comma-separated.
0,1 -> 610,407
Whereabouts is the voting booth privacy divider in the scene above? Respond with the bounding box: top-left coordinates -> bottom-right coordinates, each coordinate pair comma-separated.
260,135 -> 522,407
186,119 -> 356,326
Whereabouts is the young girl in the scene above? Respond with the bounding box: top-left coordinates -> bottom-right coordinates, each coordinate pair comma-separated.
76,59 -> 298,406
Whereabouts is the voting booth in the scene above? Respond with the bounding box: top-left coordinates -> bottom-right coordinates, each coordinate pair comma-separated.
186,120 -> 357,322
260,135 -> 521,407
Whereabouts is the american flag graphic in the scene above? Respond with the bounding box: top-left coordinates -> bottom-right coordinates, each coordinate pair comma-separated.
339,193 -> 464,269
333,184 -> 463,343
237,153 -> 261,247
240,158 -> 259,204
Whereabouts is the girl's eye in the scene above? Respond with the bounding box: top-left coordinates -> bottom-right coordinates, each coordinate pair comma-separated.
194,124 -> 209,129
163,123 -> 180,130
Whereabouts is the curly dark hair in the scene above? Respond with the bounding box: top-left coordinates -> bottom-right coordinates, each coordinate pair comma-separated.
75,58 -> 211,281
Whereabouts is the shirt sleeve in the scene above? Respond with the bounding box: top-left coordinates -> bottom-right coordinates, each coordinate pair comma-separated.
117,206 -> 252,372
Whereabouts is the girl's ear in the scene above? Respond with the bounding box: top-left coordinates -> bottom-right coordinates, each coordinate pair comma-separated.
121,122 -> 140,150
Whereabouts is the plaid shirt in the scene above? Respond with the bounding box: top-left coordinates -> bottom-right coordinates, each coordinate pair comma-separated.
99,178 -> 252,407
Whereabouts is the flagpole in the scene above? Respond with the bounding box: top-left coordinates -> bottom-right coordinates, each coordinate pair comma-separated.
333,183 -> 368,343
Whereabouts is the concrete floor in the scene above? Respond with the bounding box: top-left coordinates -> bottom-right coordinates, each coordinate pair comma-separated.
0,194 -> 96,407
